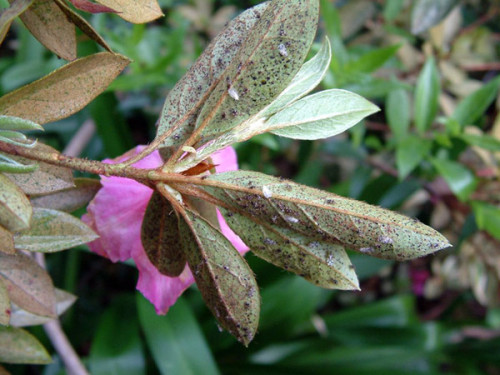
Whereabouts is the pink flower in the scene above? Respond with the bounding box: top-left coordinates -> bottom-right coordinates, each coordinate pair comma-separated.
82,146 -> 248,314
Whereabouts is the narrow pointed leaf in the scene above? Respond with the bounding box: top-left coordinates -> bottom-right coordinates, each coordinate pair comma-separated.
268,89 -> 379,140
386,88 -> 410,140
198,171 -> 451,261
411,0 -> 459,34
141,192 -> 186,277
0,156 -> 38,174
5,143 -> 74,195
94,0 -> 162,23
0,252 -> 56,318
0,278 -> 10,325
54,0 -> 112,52
18,0 -> 77,60
9,289 -> 76,327
0,173 -> 32,232
179,209 -> 259,346
31,178 -> 101,212
0,0 -> 35,46
14,208 -> 98,253
0,225 -> 15,255
0,52 -> 130,124
431,158 -> 477,201
414,57 -> 440,133
0,326 -> 51,364
220,208 -> 359,290
194,0 -> 319,144
0,115 -> 43,131
156,3 -> 270,148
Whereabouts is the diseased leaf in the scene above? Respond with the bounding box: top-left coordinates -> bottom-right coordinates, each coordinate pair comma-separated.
94,0 -> 162,23
414,57 -> 439,134
0,115 -> 43,132
67,0 -> 117,13
193,0 -> 319,145
0,173 -> 32,232
0,225 -> 15,255
9,289 -> 76,327
179,208 -> 259,346
14,208 -> 98,253
220,208 -> 359,289
268,89 -> 379,140
18,0 -> 77,60
5,143 -> 74,195
0,0 -> 35,46
141,192 -> 186,277
0,326 -> 51,364
0,278 -> 10,325
54,0 -> 112,52
452,76 -> 500,127
0,52 -> 130,124
30,178 -> 101,212
431,158 -> 477,201
195,171 -> 451,261
411,0 -> 459,34
155,3 -> 270,149
0,252 -> 56,318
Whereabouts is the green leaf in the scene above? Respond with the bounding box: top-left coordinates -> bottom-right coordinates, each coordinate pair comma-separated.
5,142 -> 74,195
137,295 -> 221,375
268,89 -> 379,140
414,57 -> 440,134
220,208 -> 359,289
384,0 -> 405,22
179,208 -> 260,346
14,208 -> 98,253
0,251 -> 56,318
345,44 -> 401,74
155,2 -> 270,149
0,225 -> 15,255
197,171 -> 450,261
141,192 -> 186,277
193,0 -> 319,145
411,0 -> 459,34
0,173 -> 32,232
0,52 -> 130,124
9,288 -> 76,327
90,295 -> 145,375
396,135 -> 431,180
17,0 -> 76,60
30,177 -> 101,212
0,153 -> 38,174
452,76 -> 500,127
0,326 -> 51,364
0,278 -> 10,325
472,201 -> 500,241
0,0 -> 35,45
386,88 -> 410,140
460,133 -> 500,152
431,158 -> 477,201
260,36 -> 332,118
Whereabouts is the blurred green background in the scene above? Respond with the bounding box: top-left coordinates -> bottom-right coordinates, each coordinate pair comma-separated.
1,0 -> 500,374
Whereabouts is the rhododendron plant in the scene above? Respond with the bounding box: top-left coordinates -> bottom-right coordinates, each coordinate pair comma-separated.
83,146 -> 247,313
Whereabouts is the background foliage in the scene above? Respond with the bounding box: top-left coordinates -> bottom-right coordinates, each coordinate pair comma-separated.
1,0 -> 499,374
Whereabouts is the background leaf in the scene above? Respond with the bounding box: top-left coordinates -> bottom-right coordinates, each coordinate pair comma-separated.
0,326 -> 51,364
137,295 -> 220,375
396,135 -> 431,179
14,208 -> 98,253
386,88 -> 410,140
431,158 -> 477,201
414,57 -> 439,134
411,0 -> 459,34
472,202 -> 500,241
0,52 -> 130,124
0,252 -> 56,318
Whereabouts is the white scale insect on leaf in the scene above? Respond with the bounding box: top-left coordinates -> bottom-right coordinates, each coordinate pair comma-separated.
286,216 -> 299,223
228,87 -> 239,101
278,43 -> 288,57
262,185 -> 272,198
